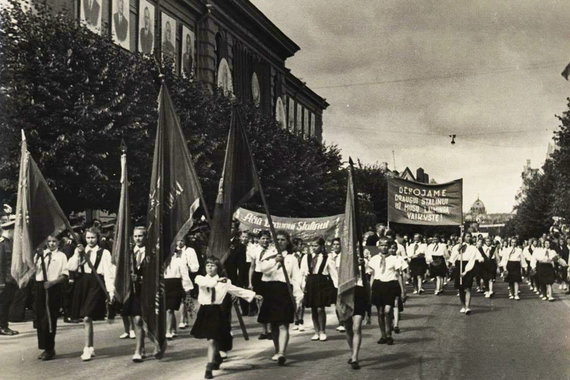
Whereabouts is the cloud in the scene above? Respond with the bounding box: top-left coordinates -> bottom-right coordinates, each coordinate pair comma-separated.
252,0 -> 570,212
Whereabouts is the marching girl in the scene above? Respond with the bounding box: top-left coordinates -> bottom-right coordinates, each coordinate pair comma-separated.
34,235 -> 69,361
330,237 -> 346,332
248,230 -> 273,339
369,238 -> 404,344
522,239 -> 538,292
427,235 -> 448,295
191,257 -> 256,379
406,233 -> 427,294
120,227 -> 147,362
449,232 -> 483,315
341,246 -> 369,370
481,237 -> 498,298
178,238 -> 200,330
291,237 -> 306,331
300,237 -> 338,342
500,237 -> 527,300
257,230 -> 303,365
67,227 -> 115,361
391,241 -> 408,335
164,241 -> 193,339
531,240 -> 566,301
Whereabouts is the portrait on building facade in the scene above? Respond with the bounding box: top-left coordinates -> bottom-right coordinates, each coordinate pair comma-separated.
181,26 -> 195,79
275,97 -> 286,129
161,13 -> 177,67
80,0 -> 101,33
138,0 -> 155,55
251,72 -> 260,106
296,103 -> 303,133
304,108 -> 310,137
111,0 -> 130,49
217,58 -> 233,97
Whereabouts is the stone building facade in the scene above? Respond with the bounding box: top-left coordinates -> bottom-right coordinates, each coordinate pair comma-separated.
46,0 -> 328,140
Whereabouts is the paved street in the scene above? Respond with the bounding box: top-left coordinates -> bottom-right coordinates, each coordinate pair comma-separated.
2,280 -> 570,380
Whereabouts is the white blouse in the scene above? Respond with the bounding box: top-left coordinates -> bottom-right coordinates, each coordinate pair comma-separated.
257,252 -> 303,303
67,245 -> 115,294
35,249 -> 69,282
195,275 -> 255,305
500,247 -> 527,269
299,253 -> 339,288
368,254 -> 405,282
406,242 -> 427,259
182,247 -> 200,273
164,254 -> 193,291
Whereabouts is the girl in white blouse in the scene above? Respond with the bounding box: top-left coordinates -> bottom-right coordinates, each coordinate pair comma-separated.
191,256 -> 255,379
500,237 -> 527,300
449,233 -> 483,314
164,243 -> 193,339
300,238 -> 338,342
531,239 -> 567,301
66,227 -> 115,361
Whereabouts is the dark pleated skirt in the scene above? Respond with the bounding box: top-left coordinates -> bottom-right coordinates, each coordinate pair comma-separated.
430,256 -> 447,277
251,271 -> 264,296
410,256 -> 428,277
70,273 -> 106,320
505,261 -> 522,283
371,280 -> 400,307
481,258 -> 497,281
537,262 -> 555,285
191,304 -> 231,342
258,281 -> 295,324
303,274 -> 335,308
454,261 -> 475,290
165,278 -> 184,311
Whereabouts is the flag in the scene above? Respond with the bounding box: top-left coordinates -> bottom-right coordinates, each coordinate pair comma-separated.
207,107 -> 260,263
336,158 -> 364,322
141,83 -> 206,356
112,143 -> 132,304
11,130 -> 71,288
562,62 -> 570,80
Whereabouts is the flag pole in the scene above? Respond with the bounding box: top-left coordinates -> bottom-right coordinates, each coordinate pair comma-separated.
237,110 -> 296,307
348,159 -> 367,291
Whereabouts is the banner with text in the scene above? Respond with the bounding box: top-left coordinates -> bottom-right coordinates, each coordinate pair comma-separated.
387,177 -> 463,226
234,208 -> 344,242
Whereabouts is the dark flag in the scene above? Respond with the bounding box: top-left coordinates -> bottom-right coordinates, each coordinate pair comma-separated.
207,108 -> 260,263
11,131 -> 71,288
562,62 -> 570,80
112,143 -> 132,304
142,82 -> 206,356
336,158 -> 364,322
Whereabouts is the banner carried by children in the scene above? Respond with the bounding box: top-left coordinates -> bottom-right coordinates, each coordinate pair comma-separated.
234,208 -> 344,242
387,177 -> 463,226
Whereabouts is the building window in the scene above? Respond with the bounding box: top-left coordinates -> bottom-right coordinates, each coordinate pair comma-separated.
296,103 -> 303,134
288,97 -> 295,131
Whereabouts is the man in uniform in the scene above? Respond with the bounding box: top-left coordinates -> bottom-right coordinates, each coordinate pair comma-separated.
0,218 -> 18,335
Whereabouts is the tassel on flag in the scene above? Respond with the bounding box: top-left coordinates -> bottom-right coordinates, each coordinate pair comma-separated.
141,82 -> 208,357
11,131 -> 72,288
336,158 -> 365,322
112,141 -> 132,304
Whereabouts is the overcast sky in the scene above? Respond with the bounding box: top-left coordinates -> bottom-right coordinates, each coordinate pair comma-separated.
252,0 -> 570,213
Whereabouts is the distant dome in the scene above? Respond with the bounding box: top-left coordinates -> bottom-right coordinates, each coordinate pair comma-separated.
470,197 -> 487,215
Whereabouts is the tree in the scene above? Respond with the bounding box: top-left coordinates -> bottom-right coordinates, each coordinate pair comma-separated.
0,1 -> 346,223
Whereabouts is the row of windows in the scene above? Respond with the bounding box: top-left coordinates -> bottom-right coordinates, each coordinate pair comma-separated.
287,97 -> 316,138
79,0 -> 196,77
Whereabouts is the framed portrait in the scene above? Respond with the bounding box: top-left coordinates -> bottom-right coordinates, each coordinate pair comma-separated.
181,25 -> 196,78
217,58 -> 233,97
161,12 -> 177,68
138,0 -> 155,55
80,0 -> 102,33
275,97 -> 286,129
304,108 -> 310,137
251,72 -> 260,106
296,103 -> 303,133
111,0 -> 130,49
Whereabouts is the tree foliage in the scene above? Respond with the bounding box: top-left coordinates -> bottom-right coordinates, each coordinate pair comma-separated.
508,96 -> 570,240
0,1 -> 346,223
